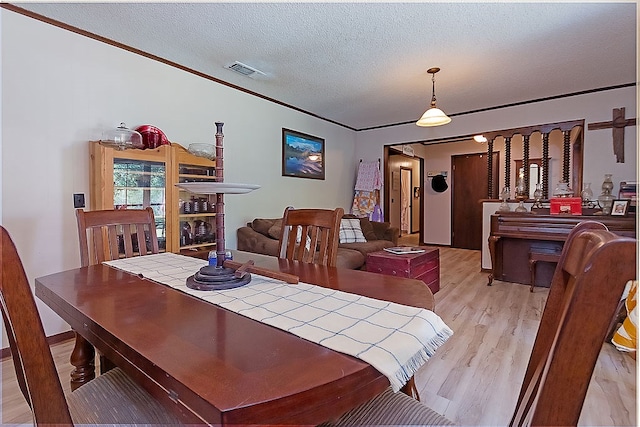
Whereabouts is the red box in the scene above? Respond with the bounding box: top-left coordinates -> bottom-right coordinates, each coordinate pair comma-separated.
550,197 -> 582,215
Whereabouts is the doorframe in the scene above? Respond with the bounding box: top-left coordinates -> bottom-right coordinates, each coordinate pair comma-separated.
383,146 -> 424,244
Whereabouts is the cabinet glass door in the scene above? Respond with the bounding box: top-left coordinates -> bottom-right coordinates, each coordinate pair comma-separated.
113,159 -> 167,250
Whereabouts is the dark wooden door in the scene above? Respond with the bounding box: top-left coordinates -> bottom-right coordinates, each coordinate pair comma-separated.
452,152 -> 499,250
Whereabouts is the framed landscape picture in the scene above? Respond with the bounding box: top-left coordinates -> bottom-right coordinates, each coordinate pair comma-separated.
282,128 -> 325,180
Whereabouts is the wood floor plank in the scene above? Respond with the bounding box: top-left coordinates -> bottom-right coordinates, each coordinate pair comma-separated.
1,243 -> 635,426
2,336 -> 76,424
416,245 -> 636,426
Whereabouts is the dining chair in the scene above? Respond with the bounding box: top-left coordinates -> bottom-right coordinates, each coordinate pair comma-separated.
76,207 -> 160,375
510,225 -> 636,426
278,206 -> 344,267
325,223 -> 636,426
320,385 -> 454,426
0,226 -> 183,426
76,207 -> 160,267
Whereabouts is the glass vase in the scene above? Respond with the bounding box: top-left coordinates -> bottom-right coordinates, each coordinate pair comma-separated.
553,181 -> 573,197
598,192 -> 614,215
601,174 -> 614,194
598,174 -> 614,214
514,200 -> 528,213
533,183 -> 543,203
515,176 -> 527,200
580,182 -> 593,201
498,186 -> 511,212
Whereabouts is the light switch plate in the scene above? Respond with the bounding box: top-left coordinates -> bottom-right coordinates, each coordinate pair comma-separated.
73,193 -> 85,208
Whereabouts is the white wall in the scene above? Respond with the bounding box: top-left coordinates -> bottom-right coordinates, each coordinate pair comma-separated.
1,10 -> 357,340
355,86 -> 637,245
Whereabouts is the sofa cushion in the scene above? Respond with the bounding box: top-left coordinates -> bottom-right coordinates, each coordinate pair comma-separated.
335,248 -> 366,270
252,218 -> 278,236
339,219 -> 367,243
358,217 -> 378,242
343,214 -> 379,241
267,219 -> 283,240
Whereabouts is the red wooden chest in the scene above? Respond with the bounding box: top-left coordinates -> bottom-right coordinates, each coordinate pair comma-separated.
366,247 -> 440,294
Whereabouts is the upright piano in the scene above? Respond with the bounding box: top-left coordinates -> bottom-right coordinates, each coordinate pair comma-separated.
488,213 -> 636,286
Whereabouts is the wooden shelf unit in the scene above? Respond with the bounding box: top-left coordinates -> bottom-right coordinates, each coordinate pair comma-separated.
89,141 -> 217,254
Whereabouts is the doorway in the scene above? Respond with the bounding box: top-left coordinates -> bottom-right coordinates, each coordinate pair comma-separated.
384,148 -> 424,242
451,152 -> 499,250
400,167 -> 412,235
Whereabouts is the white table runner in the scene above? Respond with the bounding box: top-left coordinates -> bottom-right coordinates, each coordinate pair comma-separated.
104,253 -> 453,392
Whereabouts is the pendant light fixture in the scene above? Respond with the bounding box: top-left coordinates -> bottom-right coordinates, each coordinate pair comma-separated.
416,67 -> 451,127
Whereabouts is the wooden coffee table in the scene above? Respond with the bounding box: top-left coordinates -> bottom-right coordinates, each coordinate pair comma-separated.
366,247 -> 440,294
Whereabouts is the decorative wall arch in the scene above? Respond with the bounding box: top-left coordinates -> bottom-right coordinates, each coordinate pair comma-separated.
483,119 -> 584,199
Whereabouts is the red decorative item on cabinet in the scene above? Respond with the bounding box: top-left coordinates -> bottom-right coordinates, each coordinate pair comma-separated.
135,125 -> 169,149
550,197 -> 582,215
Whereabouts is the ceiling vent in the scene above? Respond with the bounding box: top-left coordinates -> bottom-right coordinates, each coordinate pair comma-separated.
226,61 -> 266,78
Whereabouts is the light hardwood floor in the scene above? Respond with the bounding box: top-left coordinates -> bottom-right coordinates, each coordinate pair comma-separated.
2,244 -> 636,426
1,335 -> 77,425
417,245 -> 637,426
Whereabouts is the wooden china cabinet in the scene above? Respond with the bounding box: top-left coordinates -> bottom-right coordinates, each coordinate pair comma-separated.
89,141 -> 217,255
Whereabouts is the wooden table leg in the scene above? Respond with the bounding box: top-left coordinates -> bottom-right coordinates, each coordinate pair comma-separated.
69,331 -> 95,391
400,376 -> 421,401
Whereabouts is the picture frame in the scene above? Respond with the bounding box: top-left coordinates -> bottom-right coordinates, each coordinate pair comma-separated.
611,199 -> 629,216
282,128 -> 325,180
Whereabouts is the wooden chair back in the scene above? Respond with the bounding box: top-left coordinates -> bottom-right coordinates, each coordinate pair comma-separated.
278,207 -> 344,267
510,223 -> 637,426
76,208 -> 159,267
0,226 -> 74,424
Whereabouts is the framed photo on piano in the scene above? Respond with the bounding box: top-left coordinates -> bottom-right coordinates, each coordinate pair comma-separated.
611,199 -> 629,216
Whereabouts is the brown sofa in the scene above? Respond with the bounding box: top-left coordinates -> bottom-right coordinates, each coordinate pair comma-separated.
237,215 -> 399,270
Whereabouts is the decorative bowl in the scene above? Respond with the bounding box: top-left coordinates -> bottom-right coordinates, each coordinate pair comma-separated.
188,143 -> 215,160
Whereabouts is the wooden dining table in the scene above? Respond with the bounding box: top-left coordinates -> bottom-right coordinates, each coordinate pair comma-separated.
35,250 -> 435,426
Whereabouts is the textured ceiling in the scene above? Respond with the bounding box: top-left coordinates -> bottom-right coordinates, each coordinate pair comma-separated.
13,2 -> 638,130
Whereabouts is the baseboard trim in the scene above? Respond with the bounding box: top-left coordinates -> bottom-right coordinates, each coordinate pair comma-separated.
1,330 -> 75,360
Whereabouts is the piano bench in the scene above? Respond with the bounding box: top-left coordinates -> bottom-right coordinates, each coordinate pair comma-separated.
528,249 -> 562,292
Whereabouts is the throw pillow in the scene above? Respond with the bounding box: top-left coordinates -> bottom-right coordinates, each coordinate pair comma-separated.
267,219 -> 283,240
358,217 -> 378,241
277,225 -> 312,250
252,218 -> 277,236
339,218 -> 367,244
296,226 -> 312,251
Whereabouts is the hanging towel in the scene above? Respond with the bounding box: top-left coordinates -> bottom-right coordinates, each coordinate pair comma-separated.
355,161 -> 382,191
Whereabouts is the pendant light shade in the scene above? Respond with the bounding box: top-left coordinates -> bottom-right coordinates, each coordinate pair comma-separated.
416,67 -> 451,127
